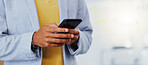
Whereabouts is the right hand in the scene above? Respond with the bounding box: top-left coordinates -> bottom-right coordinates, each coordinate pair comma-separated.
32,23 -> 74,47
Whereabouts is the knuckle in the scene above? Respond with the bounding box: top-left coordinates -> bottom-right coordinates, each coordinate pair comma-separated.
56,34 -> 60,37
50,44 -> 56,47
63,39 -> 67,43
54,44 -> 59,47
68,34 -> 71,38
48,44 -> 53,47
49,43 -> 54,47
50,39 -> 54,43
45,38 -> 49,42
44,43 -> 49,47
59,39 -> 65,43
50,23 -> 55,25
44,24 -> 48,26
53,23 -> 57,25
58,39 -> 62,43
49,33 -> 53,37
44,24 -> 49,27
47,23 -> 52,25
45,44 -> 48,47
52,28 -> 56,32
45,27 -> 49,31
40,45 -> 44,47
45,34 -> 49,37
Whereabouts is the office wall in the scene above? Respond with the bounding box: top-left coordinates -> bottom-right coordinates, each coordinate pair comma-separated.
76,0 -> 148,65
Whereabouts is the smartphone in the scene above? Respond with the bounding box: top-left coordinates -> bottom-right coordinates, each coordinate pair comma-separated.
58,19 -> 82,29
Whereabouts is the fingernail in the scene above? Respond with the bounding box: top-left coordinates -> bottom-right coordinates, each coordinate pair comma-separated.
71,34 -> 74,38
65,29 -> 68,32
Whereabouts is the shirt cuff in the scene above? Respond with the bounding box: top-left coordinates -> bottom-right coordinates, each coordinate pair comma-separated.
67,31 -> 83,56
31,32 -> 41,58
31,43 -> 41,58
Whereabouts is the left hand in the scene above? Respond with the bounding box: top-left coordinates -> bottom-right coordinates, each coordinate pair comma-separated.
66,27 -> 79,45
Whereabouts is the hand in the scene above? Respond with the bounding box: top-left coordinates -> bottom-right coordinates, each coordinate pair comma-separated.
32,23 -> 74,47
66,27 -> 80,45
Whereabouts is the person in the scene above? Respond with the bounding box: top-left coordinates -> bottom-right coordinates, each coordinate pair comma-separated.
0,0 -> 92,65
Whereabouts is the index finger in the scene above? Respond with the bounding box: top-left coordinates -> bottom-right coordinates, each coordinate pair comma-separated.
48,27 -> 69,33
68,29 -> 79,35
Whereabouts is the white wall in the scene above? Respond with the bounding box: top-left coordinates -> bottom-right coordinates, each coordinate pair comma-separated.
76,0 -> 148,65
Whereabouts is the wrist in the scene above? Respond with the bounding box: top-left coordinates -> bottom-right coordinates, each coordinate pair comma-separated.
32,32 -> 37,46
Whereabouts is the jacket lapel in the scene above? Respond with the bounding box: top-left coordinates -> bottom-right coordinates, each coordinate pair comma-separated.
58,0 -> 68,23
25,0 -> 40,31
25,0 -> 68,30
58,0 -> 69,64
58,1 -> 68,65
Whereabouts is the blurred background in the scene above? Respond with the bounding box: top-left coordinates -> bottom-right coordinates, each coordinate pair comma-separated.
76,0 -> 148,65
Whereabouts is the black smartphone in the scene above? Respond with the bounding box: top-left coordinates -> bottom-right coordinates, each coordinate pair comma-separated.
58,19 -> 82,29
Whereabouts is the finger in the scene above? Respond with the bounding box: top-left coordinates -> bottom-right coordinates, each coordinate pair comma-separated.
67,39 -> 78,45
72,35 -> 79,40
49,33 -> 74,39
68,29 -> 79,35
49,43 -> 65,47
46,38 -> 71,44
45,23 -> 58,27
44,23 -> 69,33
41,42 -> 65,47
66,39 -> 76,45
47,27 -> 69,33
40,42 -> 51,47
75,27 -> 79,29
67,35 -> 79,45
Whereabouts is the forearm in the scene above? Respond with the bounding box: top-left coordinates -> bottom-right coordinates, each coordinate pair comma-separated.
0,32 -> 41,61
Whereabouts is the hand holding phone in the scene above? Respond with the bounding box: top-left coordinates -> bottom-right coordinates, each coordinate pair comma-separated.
58,19 -> 82,45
